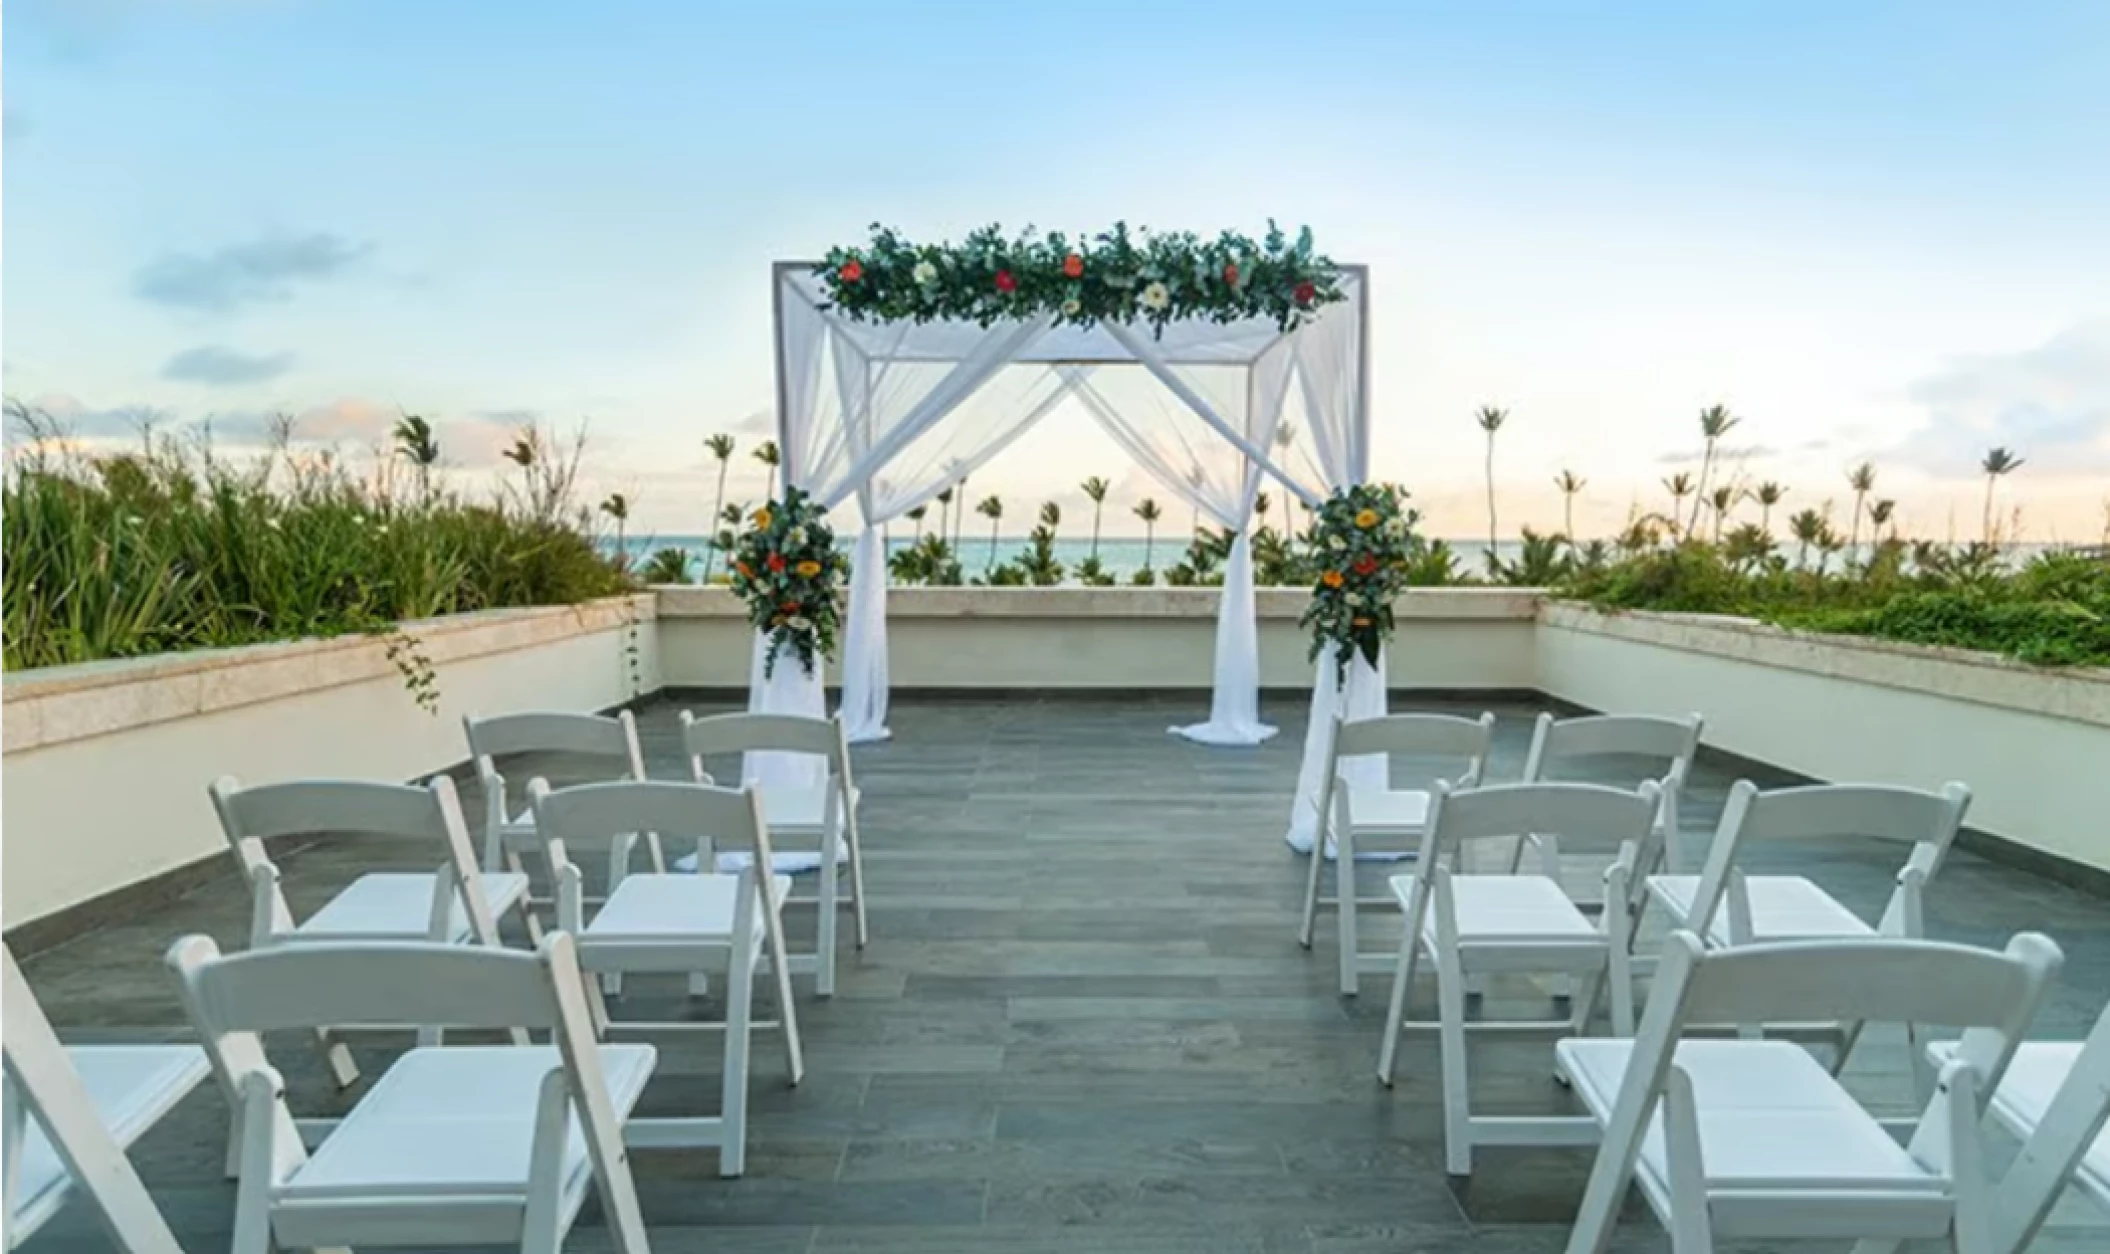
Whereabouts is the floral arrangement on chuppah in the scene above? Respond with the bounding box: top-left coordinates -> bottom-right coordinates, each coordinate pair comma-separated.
729,486 -> 844,677
1301,483 -> 1416,681
816,222 -> 1346,335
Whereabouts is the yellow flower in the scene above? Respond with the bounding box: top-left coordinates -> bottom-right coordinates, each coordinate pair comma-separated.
1352,616 -> 1371,627
794,559 -> 822,578
1321,570 -> 1345,589
1354,508 -> 1379,529
752,507 -> 773,529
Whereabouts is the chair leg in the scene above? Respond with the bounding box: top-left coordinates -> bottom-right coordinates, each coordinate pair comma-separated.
1377,918 -> 1417,1086
1298,822 -> 1326,948
720,948 -> 755,1179
316,1028 -> 358,1088
817,831 -> 841,999
1336,827 -> 1359,997
845,816 -> 871,950
1436,946 -> 1473,1176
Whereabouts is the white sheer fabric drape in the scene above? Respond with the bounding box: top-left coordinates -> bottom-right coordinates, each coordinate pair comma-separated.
1066,367 -> 1276,745
1273,271 -> 1387,852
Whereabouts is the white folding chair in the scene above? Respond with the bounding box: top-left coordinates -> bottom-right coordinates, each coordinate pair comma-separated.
3,945 -> 207,1252
1506,710 -> 1702,885
530,777 -> 805,1178
1929,1000 -> 2110,1254
465,709 -> 665,938
1375,780 -> 1661,1175
1561,930 -> 2061,1254
1644,779 -> 1971,1091
679,710 -> 868,997
209,774 -> 531,1088
1298,711 -> 1495,996
167,933 -> 653,1254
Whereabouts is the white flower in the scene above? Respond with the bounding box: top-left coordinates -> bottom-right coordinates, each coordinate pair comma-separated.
912,260 -> 938,285
787,526 -> 808,548
1327,535 -> 1345,551
788,615 -> 812,632
1139,281 -> 1171,311
1060,297 -> 1081,318
266,518 -> 282,531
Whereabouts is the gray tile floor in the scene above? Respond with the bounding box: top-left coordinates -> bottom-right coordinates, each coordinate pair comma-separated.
13,693 -> 2109,1252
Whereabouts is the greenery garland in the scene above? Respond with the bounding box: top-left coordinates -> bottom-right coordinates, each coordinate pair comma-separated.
1301,483 -> 1416,681
728,486 -> 845,678
816,222 -> 1346,334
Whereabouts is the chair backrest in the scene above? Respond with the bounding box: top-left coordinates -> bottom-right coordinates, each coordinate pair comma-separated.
165,932 -> 636,1243
680,710 -> 848,776
1683,779 -> 1972,939
1570,930 -> 2061,1251
1421,779 -> 1661,865
530,777 -> 776,872
1331,711 -> 1496,775
1522,711 -> 1703,782
463,710 -> 647,863
3,945 -> 186,1251
208,775 -> 487,945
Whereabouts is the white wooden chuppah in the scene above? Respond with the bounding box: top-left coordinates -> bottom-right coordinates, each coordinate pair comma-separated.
758,260 -> 1380,849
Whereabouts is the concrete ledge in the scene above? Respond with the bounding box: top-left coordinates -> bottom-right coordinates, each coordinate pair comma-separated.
653,584 -> 1541,621
2,596 -> 656,753
1540,601 -> 2110,728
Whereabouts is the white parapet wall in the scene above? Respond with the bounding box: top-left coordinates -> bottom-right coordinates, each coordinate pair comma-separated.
0,596 -> 658,928
655,585 -> 1542,691
1536,602 -> 2110,873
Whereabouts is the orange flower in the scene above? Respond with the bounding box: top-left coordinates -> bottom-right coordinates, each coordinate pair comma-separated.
838,259 -> 864,282
1222,262 -> 1240,286
1354,508 -> 1379,529
795,559 -> 822,578
734,560 -> 753,578
1352,616 -> 1371,627
752,507 -> 773,529
1062,253 -> 1084,278
1321,570 -> 1344,589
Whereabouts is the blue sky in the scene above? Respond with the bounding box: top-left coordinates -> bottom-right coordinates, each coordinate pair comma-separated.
5,0 -> 2107,538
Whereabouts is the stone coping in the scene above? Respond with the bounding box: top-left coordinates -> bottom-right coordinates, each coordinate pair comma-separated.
653,584 -> 1543,621
1541,601 -> 2110,728
1,596 -> 655,754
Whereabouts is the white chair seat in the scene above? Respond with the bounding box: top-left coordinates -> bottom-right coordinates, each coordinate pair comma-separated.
1390,873 -> 1601,945
297,871 -> 530,943
1930,1039 -> 2110,1205
585,873 -> 793,944
1561,1038 -> 1943,1193
11,1045 -> 210,1226
1647,874 -> 1873,945
1346,787 -> 1431,833
284,1044 -> 655,1201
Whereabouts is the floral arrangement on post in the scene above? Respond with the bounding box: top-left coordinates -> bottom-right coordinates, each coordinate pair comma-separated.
816,222 -> 1346,335
729,485 -> 844,677
1301,483 -> 1416,681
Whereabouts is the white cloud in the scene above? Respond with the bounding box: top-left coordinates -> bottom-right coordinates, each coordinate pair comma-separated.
1885,320 -> 2110,477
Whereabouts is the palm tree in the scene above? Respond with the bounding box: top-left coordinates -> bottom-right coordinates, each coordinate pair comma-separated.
976,494 -> 1004,570
599,492 -> 631,571
1080,476 -> 1111,560
1662,472 -> 1696,537
1751,481 -> 1785,534
1553,469 -> 1586,541
752,439 -> 781,497
1134,498 -> 1163,570
948,467 -> 970,550
1869,498 -> 1897,540
1707,485 -> 1736,542
392,412 -> 441,498
934,488 -> 956,556
1846,461 -> 1876,553
1691,404 -> 1740,533
1476,406 -> 1507,562
905,503 -> 929,542
702,433 -> 736,579
1788,508 -> 1825,570
1980,447 -> 2024,543
1253,490 -> 1272,537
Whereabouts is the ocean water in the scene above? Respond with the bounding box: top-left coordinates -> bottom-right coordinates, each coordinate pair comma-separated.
611,533 -> 1532,583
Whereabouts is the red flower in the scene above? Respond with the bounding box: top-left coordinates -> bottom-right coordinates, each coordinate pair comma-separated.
766,552 -> 786,573
1062,253 -> 1084,278
1222,263 -> 1240,286
994,269 -> 1018,293
839,259 -> 864,283
780,601 -> 800,614
1294,280 -> 1317,306
1353,554 -> 1379,577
